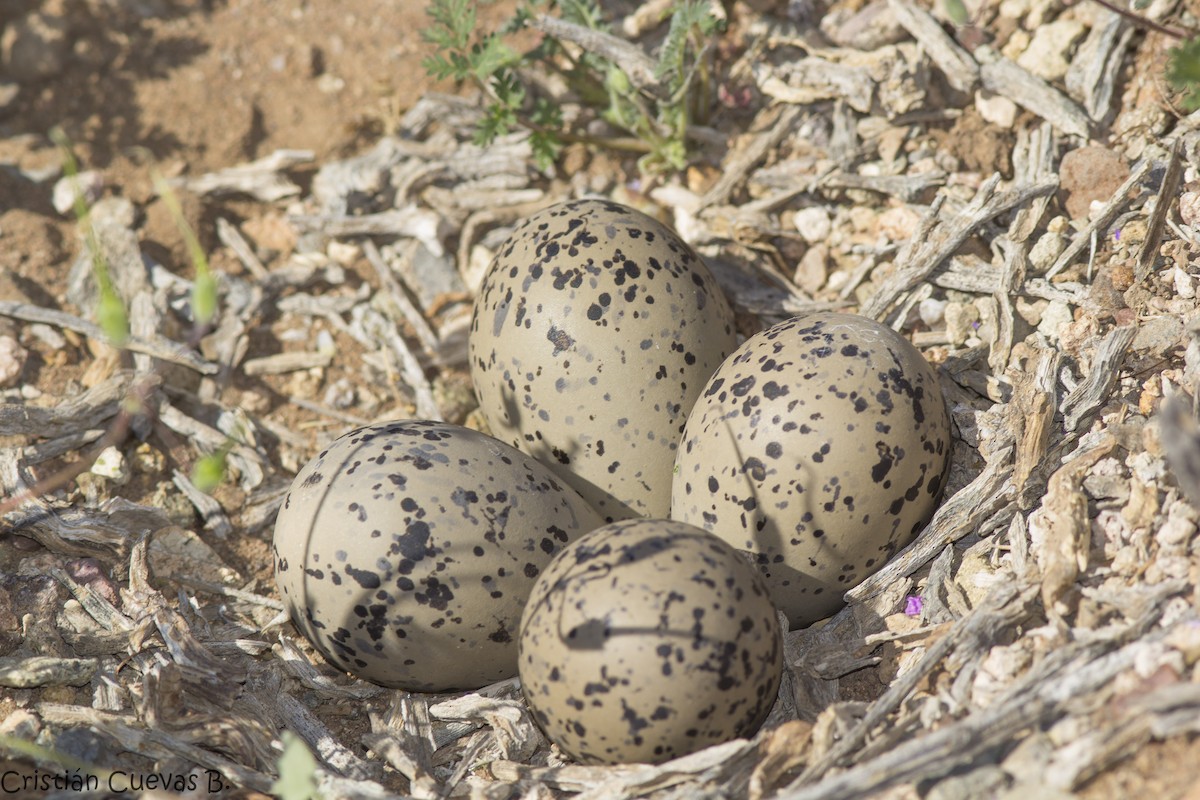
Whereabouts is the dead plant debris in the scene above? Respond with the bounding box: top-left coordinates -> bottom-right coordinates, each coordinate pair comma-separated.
3,0 -> 1200,798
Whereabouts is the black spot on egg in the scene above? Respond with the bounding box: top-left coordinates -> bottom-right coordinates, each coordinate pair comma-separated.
467,199 -> 738,521
273,420 -> 604,692
519,520 -> 781,765
671,312 -> 951,629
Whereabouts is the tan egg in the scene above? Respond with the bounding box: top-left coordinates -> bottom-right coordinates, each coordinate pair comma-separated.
468,199 -> 738,521
273,420 -> 604,691
671,313 -> 951,628
518,518 -> 782,764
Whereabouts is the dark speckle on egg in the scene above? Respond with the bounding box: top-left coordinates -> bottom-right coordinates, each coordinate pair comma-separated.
273,420 -> 605,692
671,313 -> 952,629
468,199 -> 738,522
518,519 -> 782,765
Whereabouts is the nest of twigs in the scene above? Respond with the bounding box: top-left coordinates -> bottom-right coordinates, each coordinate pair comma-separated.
3,0 -> 1200,797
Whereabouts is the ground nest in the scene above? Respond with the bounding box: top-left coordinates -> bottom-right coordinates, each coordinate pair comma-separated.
3,0 -> 1200,798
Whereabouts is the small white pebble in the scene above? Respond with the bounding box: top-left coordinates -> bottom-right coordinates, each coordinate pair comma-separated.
974,90 -> 1017,128
877,206 -> 920,241
1037,300 -> 1074,344
326,240 -> 360,266
1179,191 -> 1200,228
792,207 -> 832,244
1174,266 -> 1196,299
918,298 -> 947,327
90,446 -> 129,484
0,335 -> 28,388
1029,230 -> 1066,273
944,302 -> 979,346
52,170 -> 103,216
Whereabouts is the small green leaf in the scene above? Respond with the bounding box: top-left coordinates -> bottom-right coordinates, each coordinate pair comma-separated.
96,282 -> 129,347
191,449 -> 228,494
151,169 -> 218,327
471,36 -> 519,81
192,270 -> 218,327
942,0 -> 968,26
1169,38 -> 1200,111
530,130 -> 562,170
270,731 -> 320,800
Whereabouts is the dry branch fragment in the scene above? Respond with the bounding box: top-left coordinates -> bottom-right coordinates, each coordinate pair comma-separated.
860,175 -> 1057,320
241,350 -> 335,376
38,703 -> 275,793
175,149 -> 312,201
888,0 -> 979,93
528,15 -> 662,96
1012,348 -> 1061,507
847,455 -> 1015,602
0,656 -> 97,688
1031,434 -> 1116,623
700,105 -> 803,210
1065,11 -> 1133,122
216,216 -> 269,279
363,239 -> 441,357
1059,325 -> 1137,433
754,60 -> 874,113
977,48 -> 1090,138
1135,139 -> 1184,282
780,598 -> 1179,800
277,691 -> 380,780
0,372 -> 130,438
0,302 -> 217,374
818,170 -> 946,202
1045,157 -> 1154,278
798,581 -> 1037,784
289,206 -> 446,257
1008,123 -> 1057,243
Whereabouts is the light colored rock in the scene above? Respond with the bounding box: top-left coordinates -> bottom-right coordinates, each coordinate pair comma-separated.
792,206 -> 833,244
1015,297 -> 1047,326
52,170 -> 103,216
975,90 -> 1018,128
326,240 -> 360,266
1001,29 -> 1030,62
823,0 -> 906,50
793,243 -> 829,294
998,0 -> 1032,20
944,301 -> 980,345
1180,190 -> 1200,228
919,297 -> 947,327
877,205 -> 921,241
0,335 -> 27,388
1174,266 -> 1196,300
1029,230 -> 1066,272
0,81 -> 18,115
1016,20 -> 1086,82
90,446 -> 129,484
1037,299 -> 1074,343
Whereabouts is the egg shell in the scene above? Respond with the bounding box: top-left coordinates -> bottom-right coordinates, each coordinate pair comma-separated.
518,518 -> 782,765
273,420 -> 605,691
671,312 -> 951,628
468,199 -> 738,521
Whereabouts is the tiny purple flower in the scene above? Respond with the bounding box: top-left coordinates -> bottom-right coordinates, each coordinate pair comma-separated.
1113,229 -> 1121,242
904,595 -> 924,616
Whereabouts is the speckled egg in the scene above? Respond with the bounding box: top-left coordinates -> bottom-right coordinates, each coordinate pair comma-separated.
468,199 -> 738,521
518,518 -> 782,764
671,312 -> 951,628
273,420 -> 605,691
